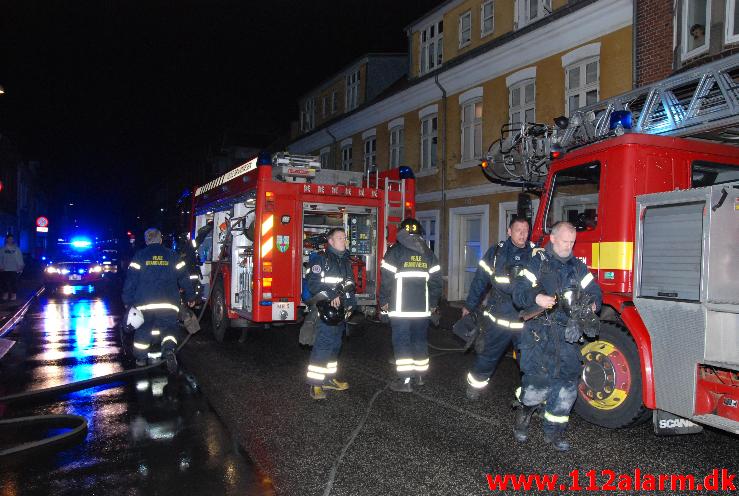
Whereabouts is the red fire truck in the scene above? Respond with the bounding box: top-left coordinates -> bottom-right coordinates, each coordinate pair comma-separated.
482,54 -> 739,434
190,153 -> 415,342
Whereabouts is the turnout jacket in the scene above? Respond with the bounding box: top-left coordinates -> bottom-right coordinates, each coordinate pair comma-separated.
123,243 -> 196,310
464,238 -> 535,323
513,243 -> 602,326
306,246 -> 357,308
380,230 -> 442,318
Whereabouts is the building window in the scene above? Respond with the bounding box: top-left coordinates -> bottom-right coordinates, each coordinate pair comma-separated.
417,212 -> 440,255
682,0 -> 710,59
301,98 -> 315,132
459,11 -> 472,48
565,57 -> 599,115
320,148 -> 331,169
341,145 -> 353,171
420,20 -> 443,75
481,1 -> 494,37
509,79 -> 535,127
420,114 -> 438,170
461,99 -> 483,162
321,97 -> 328,118
331,91 -> 338,114
363,137 -> 376,171
727,0 -> 739,43
346,69 -> 360,111
516,0 -> 551,29
389,126 -> 405,168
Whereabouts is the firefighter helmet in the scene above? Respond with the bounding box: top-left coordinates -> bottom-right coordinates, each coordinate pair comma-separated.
316,299 -> 345,326
399,218 -> 424,235
126,306 -> 145,330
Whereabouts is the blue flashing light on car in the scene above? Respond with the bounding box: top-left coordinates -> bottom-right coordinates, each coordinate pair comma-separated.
71,238 -> 93,249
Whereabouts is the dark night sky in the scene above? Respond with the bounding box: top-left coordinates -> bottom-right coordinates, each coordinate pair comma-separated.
0,0 -> 438,235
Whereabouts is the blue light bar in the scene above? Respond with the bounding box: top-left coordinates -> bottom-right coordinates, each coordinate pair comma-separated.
398,166 -> 415,179
609,110 -> 633,131
71,238 -> 92,249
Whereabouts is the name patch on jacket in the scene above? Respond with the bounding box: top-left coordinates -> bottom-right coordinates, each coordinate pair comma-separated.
146,255 -> 169,266
403,256 -> 428,269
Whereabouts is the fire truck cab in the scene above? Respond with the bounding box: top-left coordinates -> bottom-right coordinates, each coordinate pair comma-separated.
191,153 -> 415,342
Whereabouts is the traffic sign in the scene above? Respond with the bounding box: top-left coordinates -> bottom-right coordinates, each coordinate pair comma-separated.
36,216 -> 49,228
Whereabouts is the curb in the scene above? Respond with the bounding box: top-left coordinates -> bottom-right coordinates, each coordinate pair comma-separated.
0,286 -> 45,338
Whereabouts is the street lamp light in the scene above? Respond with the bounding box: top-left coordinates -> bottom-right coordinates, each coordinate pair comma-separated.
0,85 -> 5,96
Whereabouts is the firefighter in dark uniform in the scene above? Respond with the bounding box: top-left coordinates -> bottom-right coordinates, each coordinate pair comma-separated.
464,217 -> 535,400
380,218 -> 442,392
513,221 -> 602,451
123,228 -> 197,372
305,227 -> 357,400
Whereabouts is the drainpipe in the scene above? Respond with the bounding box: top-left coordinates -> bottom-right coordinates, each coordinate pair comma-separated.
434,73 -> 447,277
632,0 -> 638,89
326,128 -> 338,169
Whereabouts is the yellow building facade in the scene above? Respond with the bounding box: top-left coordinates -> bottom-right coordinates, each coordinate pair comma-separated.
289,0 -> 633,302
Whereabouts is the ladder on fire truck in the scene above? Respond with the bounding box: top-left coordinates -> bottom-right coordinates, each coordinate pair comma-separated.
383,176 -> 406,239
559,53 -> 739,149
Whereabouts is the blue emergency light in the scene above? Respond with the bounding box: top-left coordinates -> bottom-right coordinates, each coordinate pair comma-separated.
398,166 -> 415,179
609,110 -> 633,131
71,238 -> 92,249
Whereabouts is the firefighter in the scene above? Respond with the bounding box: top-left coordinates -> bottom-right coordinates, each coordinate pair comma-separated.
123,228 -> 197,372
304,227 -> 357,400
512,221 -> 601,451
464,217 -> 534,400
380,218 -> 442,392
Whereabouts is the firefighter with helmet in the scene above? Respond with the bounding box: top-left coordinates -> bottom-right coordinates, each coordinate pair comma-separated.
512,221 -> 602,451
380,218 -> 442,392
123,228 -> 197,373
304,227 -> 357,400
463,216 -> 535,401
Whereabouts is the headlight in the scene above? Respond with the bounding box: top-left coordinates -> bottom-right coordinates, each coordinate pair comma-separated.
90,265 -> 103,273
61,268 -> 70,275
46,266 -> 58,274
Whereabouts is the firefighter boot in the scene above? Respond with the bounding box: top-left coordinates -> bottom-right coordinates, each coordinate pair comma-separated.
513,404 -> 537,443
323,378 -> 349,391
310,386 -> 327,400
389,377 -> 413,393
543,424 -> 571,452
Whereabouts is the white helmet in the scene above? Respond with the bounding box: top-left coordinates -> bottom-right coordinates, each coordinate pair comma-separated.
127,306 -> 145,330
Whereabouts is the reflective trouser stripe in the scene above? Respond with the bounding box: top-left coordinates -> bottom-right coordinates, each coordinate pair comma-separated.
396,358 -> 415,372
307,371 -> 325,381
544,411 -> 569,423
413,358 -> 429,372
483,310 -> 524,329
147,352 -> 162,359
134,342 -> 150,350
467,372 -> 489,389
161,336 -> 178,346
138,303 -> 180,312
326,362 -> 338,374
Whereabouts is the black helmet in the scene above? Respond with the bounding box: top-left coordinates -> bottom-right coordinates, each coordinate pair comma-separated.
316,300 -> 345,325
399,218 -> 424,235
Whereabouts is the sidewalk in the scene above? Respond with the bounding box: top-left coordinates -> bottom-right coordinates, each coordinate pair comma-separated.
0,275 -> 44,336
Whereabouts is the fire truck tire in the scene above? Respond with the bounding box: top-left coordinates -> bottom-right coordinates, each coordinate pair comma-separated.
575,322 -> 651,429
210,280 -> 231,343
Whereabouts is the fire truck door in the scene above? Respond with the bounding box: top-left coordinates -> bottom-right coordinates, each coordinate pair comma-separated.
231,202 -> 254,313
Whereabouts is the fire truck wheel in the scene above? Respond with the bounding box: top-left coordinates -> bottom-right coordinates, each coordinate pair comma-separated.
575,322 -> 651,429
210,280 -> 231,343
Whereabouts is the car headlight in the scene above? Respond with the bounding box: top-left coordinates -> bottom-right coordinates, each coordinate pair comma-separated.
46,266 -> 58,274
90,265 -> 103,273
61,268 -> 70,275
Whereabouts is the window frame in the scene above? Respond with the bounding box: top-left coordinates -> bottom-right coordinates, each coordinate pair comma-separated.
458,10 -> 472,48
481,0 -> 495,37
509,79 -> 536,127
516,0 -> 552,29
345,69 -> 360,112
320,148 -> 331,169
420,114 -> 438,170
301,98 -> 315,132
691,160 -> 739,186
419,20 -> 444,75
417,210 -> 441,256
564,56 -> 600,116
341,145 -> 353,171
363,136 -> 377,171
331,91 -> 338,114
322,96 -> 328,118
389,126 -> 405,168
460,98 -> 483,163
543,161 -> 601,234
726,0 -> 739,44
681,0 -> 711,60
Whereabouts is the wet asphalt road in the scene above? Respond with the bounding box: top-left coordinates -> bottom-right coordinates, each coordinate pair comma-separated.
180,320 -> 739,496
0,285 -> 274,496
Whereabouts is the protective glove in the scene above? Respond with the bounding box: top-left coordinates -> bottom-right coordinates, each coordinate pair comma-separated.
564,319 -> 583,343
